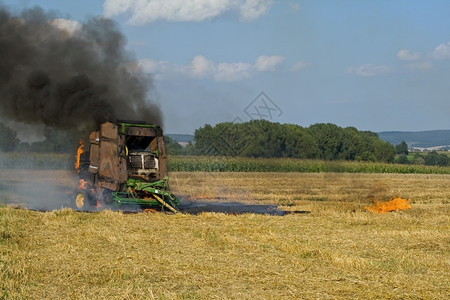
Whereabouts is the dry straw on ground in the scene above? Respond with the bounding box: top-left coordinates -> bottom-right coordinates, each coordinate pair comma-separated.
1,170 -> 449,299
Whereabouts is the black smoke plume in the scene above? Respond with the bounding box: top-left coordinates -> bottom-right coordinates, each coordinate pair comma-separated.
0,5 -> 162,133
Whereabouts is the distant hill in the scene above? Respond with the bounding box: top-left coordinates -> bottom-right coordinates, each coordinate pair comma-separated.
166,134 -> 195,143
378,130 -> 450,148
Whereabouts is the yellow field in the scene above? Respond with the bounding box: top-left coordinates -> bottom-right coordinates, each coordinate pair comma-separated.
169,172 -> 450,208
1,170 -> 449,299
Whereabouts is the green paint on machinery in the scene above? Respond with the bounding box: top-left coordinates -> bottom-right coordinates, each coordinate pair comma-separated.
74,121 -> 180,213
113,177 -> 180,213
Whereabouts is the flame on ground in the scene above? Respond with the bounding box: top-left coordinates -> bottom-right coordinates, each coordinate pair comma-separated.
365,197 -> 412,213
74,139 -> 85,171
78,179 -> 87,190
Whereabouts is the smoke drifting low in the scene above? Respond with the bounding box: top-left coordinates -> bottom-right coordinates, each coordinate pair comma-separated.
0,5 -> 162,132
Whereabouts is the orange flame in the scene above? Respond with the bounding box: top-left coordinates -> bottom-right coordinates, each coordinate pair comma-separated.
365,197 -> 412,213
75,139 -> 85,171
95,199 -> 103,208
78,179 -> 87,190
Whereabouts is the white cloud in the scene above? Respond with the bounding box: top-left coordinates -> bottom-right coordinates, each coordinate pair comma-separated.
397,49 -> 420,61
346,64 -> 392,77
103,0 -> 273,24
291,61 -> 308,71
189,55 -> 216,77
139,54 -> 284,81
240,0 -> 273,21
254,55 -> 284,72
430,42 -> 450,60
215,62 -> 253,81
50,18 -> 82,35
138,58 -> 181,79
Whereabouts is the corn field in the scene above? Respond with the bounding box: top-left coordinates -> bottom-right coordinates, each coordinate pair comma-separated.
168,156 -> 450,174
2,153 -> 450,174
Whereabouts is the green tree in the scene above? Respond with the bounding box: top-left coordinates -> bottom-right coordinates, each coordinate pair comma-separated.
395,141 -> 409,155
164,136 -> 184,155
397,155 -> 409,164
215,122 -> 246,156
308,123 -> 343,160
280,124 -> 318,159
372,139 -> 396,162
194,124 -> 219,155
0,122 -> 20,152
193,120 -> 396,162
164,136 -> 195,155
424,151 -> 449,166
339,127 -> 365,160
413,154 -> 425,165
240,120 -> 284,158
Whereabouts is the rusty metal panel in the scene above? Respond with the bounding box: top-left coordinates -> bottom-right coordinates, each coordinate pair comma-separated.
118,156 -> 127,183
97,180 -> 119,191
88,144 -> 99,173
157,136 -> 167,179
101,122 -> 118,140
97,122 -> 121,182
149,137 -> 157,152
126,126 -> 155,137
98,140 -> 119,181
88,130 -> 100,173
117,135 -> 128,183
89,131 -> 99,144
118,134 -> 125,147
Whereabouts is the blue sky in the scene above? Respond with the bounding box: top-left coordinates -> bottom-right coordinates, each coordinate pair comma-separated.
3,0 -> 450,134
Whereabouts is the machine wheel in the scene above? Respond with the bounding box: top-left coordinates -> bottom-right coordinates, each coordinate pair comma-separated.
74,190 -> 92,210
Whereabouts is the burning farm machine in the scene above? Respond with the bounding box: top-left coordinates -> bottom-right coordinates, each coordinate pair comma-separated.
74,121 -> 180,213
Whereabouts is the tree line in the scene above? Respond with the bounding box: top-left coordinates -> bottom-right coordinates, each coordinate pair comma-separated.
168,121 -> 447,166
189,120 -> 396,162
2,120 -> 448,166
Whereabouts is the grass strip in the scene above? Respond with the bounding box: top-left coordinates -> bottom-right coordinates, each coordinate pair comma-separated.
168,156 -> 450,174
2,153 -> 450,174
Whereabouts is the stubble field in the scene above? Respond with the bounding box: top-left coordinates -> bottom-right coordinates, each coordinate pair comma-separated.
0,170 -> 449,299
